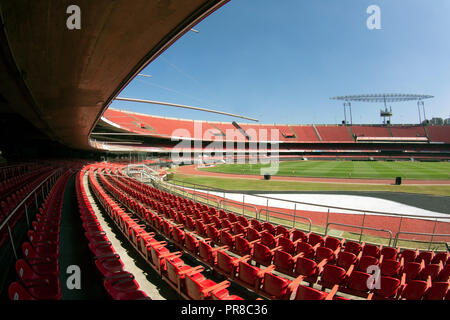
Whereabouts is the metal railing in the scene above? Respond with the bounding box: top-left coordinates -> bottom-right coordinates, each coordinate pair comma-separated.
393,231 -> 450,249
0,169 -> 62,259
128,173 -> 450,250
326,222 -> 393,246
259,208 -> 312,232
219,198 -> 259,219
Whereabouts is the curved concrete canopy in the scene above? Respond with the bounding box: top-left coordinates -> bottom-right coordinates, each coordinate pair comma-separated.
0,0 -> 228,151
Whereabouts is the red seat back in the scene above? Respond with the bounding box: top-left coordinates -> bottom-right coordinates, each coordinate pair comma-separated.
295,285 -> 327,300
238,261 -> 261,287
262,272 -> 292,299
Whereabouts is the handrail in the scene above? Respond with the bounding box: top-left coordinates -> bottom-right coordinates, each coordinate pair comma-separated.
393,231 -> 450,249
259,208 -> 312,232
0,169 -> 61,231
218,198 -> 259,219
167,178 -> 450,221
326,222 -> 393,246
126,171 -> 450,249
158,181 -> 220,209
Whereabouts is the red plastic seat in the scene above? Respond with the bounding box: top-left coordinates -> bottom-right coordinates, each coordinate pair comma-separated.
206,225 -> 221,244
262,222 -> 275,235
319,264 -> 352,289
344,241 -> 363,255
277,236 -> 296,255
166,257 -> 202,290
237,260 -> 261,288
358,255 -> 379,273
212,288 -> 244,300
308,233 -> 325,247
416,251 -> 434,265
437,264 -> 450,282
8,282 -> 37,300
294,284 -> 337,300
380,258 -> 403,277
315,246 -> 338,264
215,251 -> 249,278
103,272 -> 141,299
233,222 -> 248,236
95,255 -> 126,277
228,212 -> 238,223
341,270 -> 373,298
370,276 -> 402,300
362,243 -> 381,258
380,246 -> 399,260
324,236 -> 343,251
402,261 -> 424,283
16,258 -> 59,276
172,226 -> 185,246
420,262 -> 443,282
275,225 -> 291,238
423,281 -> 449,300
237,216 -> 249,227
219,230 -> 236,250
185,215 -> 196,231
162,220 -> 173,239
260,231 -> 280,249
14,259 -> 62,300
252,243 -> 280,266
400,279 -> 431,300
234,236 -> 257,256
195,220 -> 208,237
431,251 -> 449,265
292,229 -> 308,243
184,233 -> 199,255
295,241 -> 317,259
114,290 -> 151,300
198,240 -> 227,265
336,251 -> 358,271
237,261 -> 275,290
261,272 -> 298,300
22,241 -> 58,260
399,249 -> 419,264
247,227 -> 261,242
294,257 -> 327,284
185,272 -> 229,300
250,219 -> 262,231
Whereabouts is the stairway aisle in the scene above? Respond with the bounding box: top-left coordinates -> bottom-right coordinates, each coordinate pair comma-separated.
59,173 -> 108,299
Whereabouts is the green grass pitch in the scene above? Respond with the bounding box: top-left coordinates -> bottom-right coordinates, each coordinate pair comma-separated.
199,160 -> 450,180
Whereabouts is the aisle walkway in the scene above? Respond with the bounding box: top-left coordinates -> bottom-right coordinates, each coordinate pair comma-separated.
82,171 -> 178,300
59,173 -> 108,299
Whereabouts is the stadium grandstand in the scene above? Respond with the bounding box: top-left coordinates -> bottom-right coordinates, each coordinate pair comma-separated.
0,0 -> 449,306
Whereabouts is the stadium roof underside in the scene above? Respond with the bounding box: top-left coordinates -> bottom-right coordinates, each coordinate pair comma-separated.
0,0 -> 228,151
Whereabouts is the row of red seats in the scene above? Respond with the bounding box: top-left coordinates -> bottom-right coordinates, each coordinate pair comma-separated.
76,169 -> 150,300
104,169 -> 343,300
0,165 -> 51,202
102,169 -> 341,300
0,169 -> 59,248
90,166 -> 242,300
0,164 -> 35,182
105,166 -> 449,300
8,170 -> 72,300
109,168 -> 450,274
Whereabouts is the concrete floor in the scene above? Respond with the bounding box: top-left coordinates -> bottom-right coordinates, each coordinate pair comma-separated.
82,172 -> 179,300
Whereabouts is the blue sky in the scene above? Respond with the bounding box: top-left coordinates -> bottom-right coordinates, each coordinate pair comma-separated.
110,0 -> 450,125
